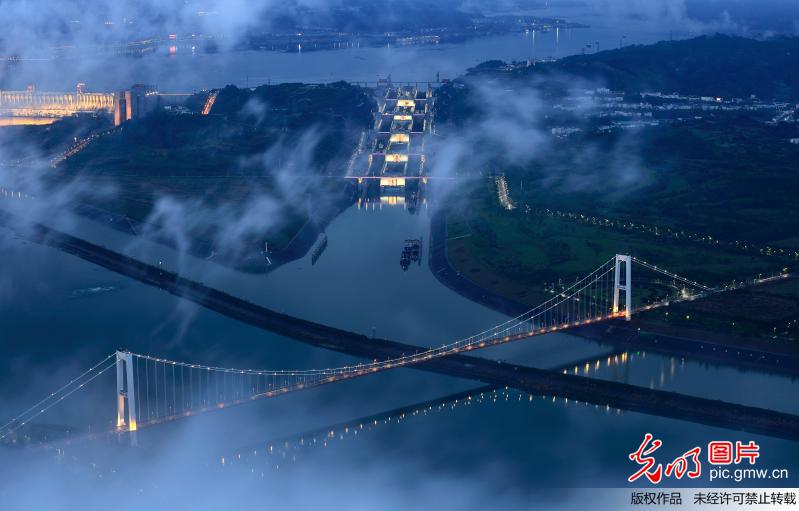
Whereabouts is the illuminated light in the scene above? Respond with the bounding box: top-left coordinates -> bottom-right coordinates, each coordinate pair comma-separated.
0,117 -> 59,126
389,133 -> 409,143
385,154 -> 408,163
397,99 -> 415,107
379,195 -> 405,206
380,177 -> 406,187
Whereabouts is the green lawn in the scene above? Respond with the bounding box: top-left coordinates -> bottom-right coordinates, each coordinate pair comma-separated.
451,183 -> 781,285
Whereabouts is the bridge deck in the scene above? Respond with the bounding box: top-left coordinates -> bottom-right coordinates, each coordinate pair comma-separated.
2,210 -> 798,442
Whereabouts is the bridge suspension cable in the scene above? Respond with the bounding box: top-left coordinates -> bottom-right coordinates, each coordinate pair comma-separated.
119,254 -> 701,430
632,257 -> 715,292
5,254 -> 716,438
0,354 -> 117,442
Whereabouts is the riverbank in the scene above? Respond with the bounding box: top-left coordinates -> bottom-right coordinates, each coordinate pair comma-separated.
428,208 -> 799,377
428,208 -> 532,318
66,181 -> 356,274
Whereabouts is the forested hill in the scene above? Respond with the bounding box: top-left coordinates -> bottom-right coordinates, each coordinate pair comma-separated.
511,35 -> 799,100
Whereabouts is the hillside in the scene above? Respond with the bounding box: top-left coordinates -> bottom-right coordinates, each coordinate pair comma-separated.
437,35 -> 799,340
67,82 -> 374,176
46,82 -> 375,270
521,35 -> 799,100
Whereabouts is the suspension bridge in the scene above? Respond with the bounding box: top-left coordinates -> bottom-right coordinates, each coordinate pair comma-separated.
2,214 -> 798,442
4,251 -> 767,446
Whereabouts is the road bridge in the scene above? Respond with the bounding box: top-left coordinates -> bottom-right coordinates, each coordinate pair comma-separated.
1,212 -> 798,444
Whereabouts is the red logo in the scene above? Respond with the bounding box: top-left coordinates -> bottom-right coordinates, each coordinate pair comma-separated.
628,433 -> 664,483
665,446 -> 702,479
708,441 -> 733,465
734,441 -> 760,465
628,435 -> 761,484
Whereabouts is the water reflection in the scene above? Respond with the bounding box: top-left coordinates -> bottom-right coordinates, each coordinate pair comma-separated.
221,350 -> 658,473
6,27 -> 674,91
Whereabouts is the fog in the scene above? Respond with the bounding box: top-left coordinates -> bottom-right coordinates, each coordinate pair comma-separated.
0,394 -> 600,511
426,73 -> 651,205
0,64 -> 650,510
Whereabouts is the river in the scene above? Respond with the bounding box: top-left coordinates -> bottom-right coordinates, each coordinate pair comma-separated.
6,24 -> 676,92
1,197 -> 798,499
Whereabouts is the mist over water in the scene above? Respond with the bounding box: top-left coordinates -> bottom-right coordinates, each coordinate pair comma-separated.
8,0 -> 799,91
3,196 -> 799,509
4,28 -> 656,91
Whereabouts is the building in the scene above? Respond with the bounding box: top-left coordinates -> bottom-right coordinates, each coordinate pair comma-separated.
114,84 -> 157,126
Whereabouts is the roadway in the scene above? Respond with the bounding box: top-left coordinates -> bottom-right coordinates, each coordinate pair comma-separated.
2,210 -> 798,442
429,209 -> 799,377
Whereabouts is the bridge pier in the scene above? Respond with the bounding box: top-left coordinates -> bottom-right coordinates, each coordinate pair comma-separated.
613,254 -> 632,320
115,351 -> 138,445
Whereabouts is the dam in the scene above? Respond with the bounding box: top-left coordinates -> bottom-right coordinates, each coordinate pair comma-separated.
0,84 -> 190,126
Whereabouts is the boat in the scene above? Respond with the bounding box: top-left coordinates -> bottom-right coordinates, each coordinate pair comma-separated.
400,237 -> 422,270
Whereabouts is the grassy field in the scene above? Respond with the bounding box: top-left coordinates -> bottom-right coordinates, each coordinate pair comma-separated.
634,284 -> 799,344
450,182 -> 782,284
446,181 -> 797,340
439,36 -> 799,342
493,119 -> 799,247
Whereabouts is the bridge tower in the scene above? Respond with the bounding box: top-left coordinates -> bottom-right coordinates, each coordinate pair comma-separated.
115,351 -> 138,442
613,254 -> 633,320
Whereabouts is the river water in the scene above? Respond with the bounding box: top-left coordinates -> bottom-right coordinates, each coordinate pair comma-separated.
1,21 -> 798,509
7,23 -> 675,91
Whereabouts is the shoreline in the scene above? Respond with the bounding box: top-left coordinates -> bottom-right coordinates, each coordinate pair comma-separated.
66,182 -> 357,275
428,208 -> 799,377
428,208 -> 533,318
